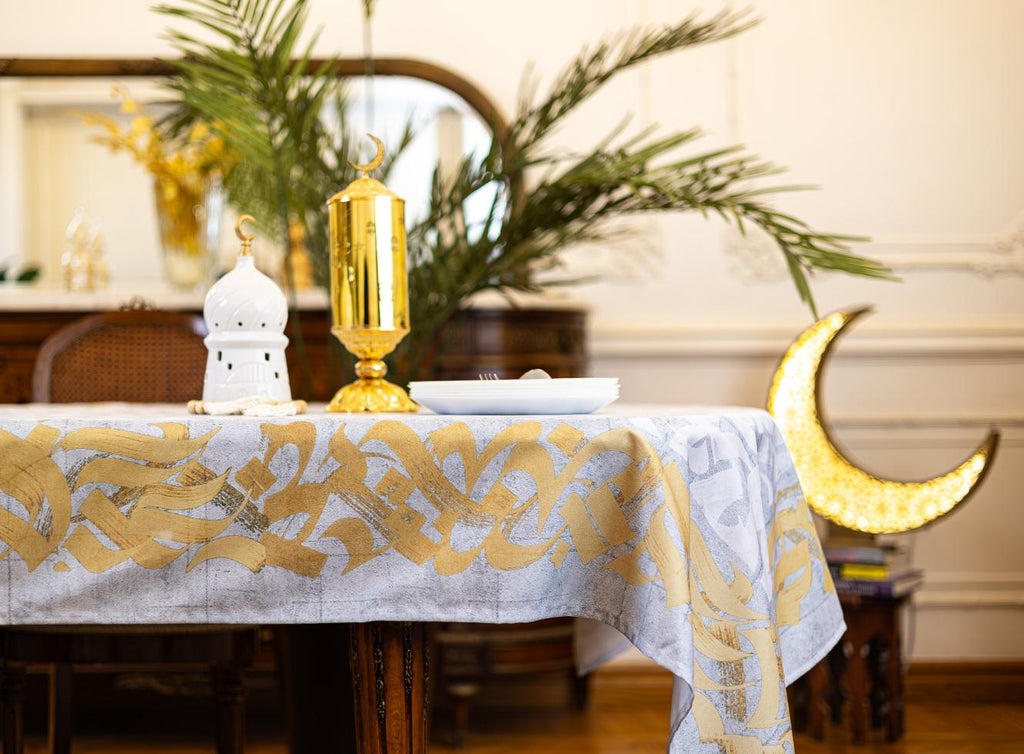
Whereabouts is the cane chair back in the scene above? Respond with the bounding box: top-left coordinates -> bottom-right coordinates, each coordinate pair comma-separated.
32,311 -> 208,403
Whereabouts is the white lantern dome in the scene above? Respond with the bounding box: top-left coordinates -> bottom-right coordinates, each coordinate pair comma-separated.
204,258 -> 288,335
201,215 -> 292,402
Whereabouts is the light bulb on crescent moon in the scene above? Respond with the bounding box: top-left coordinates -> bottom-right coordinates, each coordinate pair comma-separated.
767,307 -> 999,533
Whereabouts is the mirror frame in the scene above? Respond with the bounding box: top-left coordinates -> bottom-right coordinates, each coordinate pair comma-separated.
0,56 -> 508,143
0,56 -> 511,285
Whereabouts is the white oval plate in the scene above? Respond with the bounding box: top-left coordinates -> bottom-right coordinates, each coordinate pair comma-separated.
410,390 -> 618,415
408,377 -> 618,393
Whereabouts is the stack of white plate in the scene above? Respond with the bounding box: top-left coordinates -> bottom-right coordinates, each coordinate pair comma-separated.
409,378 -> 619,415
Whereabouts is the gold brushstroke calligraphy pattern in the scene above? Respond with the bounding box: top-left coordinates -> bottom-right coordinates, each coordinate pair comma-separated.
0,408 -> 842,754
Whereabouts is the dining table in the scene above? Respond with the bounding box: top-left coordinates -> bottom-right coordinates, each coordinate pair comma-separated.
0,402 -> 844,753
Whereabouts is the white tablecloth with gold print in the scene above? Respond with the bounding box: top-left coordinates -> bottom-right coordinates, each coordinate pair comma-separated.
0,403 -> 843,752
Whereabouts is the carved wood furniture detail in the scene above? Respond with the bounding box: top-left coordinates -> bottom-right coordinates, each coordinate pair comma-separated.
789,593 -> 910,745
349,623 -> 429,754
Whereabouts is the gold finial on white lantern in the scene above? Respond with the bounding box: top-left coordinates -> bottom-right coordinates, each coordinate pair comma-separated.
235,214 -> 255,256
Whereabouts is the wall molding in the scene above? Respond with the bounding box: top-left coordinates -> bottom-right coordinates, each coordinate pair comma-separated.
724,218 -> 1024,281
915,571 -> 1024,610
831,416 -> 1024,427
923,571 -> 1024,586
914,591 -> 1024,610
827,419 -> 1024,447
590,321 -> 1024,358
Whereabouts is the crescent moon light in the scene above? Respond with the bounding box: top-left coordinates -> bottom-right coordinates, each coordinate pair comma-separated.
767,307 -> 999,533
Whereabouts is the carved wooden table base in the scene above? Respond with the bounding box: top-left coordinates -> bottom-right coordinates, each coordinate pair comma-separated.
349,622 -> 429,754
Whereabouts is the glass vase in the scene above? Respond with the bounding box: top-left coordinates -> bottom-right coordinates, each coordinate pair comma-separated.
153,173 -> 224,290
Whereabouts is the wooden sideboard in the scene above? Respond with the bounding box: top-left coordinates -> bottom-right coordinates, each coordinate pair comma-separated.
0,306 -> 340,404
0,286 -> 339,404
0,287 -> 587,404
433,307 -> 587,380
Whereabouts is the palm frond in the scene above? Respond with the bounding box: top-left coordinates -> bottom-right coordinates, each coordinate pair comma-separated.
155,1 -> 895,386
396,10 -> 895,378
505,9 -> 757,161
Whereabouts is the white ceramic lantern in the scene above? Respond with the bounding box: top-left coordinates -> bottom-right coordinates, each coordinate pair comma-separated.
202,215 -> 291,402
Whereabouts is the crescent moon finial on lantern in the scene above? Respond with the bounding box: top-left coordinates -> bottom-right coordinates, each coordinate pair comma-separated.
349,134 -> 385,175
234,213 -> 256,256
767,307 -> 1000,533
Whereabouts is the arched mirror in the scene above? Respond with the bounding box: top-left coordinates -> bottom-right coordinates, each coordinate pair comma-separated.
0,58 -> 506,289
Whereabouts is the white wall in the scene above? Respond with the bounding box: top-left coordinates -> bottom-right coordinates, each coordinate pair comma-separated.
2,0 -> 1022,661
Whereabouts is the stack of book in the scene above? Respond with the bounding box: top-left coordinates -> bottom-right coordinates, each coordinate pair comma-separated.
825,542 -> 924,598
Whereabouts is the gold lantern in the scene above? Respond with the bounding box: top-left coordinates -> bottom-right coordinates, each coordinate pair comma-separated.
327,135 -> 417,413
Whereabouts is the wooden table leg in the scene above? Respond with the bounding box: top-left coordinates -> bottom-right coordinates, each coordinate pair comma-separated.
1,661 -> 26,754
49,662 -> 73,754
350,622 -> 428,754
806,660 -> 828,741
212,663 -> 246,754
886,605 -> 905,741
845,635 -> 870,745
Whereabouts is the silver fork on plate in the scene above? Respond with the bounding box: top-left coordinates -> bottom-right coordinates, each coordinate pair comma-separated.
477,373 -> 500,381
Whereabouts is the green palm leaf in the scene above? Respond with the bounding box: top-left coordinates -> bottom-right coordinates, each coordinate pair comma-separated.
154,1 -> 895,386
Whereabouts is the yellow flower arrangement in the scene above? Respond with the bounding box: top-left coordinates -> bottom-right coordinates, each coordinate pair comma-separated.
82,88 -> 236,287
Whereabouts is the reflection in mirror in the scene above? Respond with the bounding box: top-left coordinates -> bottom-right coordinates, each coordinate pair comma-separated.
0,72 -> 497,287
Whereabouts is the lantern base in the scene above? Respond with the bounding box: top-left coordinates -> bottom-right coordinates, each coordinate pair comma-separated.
327,378 -> 418,413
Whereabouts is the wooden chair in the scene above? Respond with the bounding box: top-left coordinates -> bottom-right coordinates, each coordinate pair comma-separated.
0,310 -> 258,754
31,310 -> 208,403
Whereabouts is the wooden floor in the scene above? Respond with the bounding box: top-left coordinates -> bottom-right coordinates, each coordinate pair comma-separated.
20,668 -> 1024,753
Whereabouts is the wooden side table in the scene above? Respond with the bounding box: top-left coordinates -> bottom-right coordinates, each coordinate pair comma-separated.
790,591 -> 915,744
